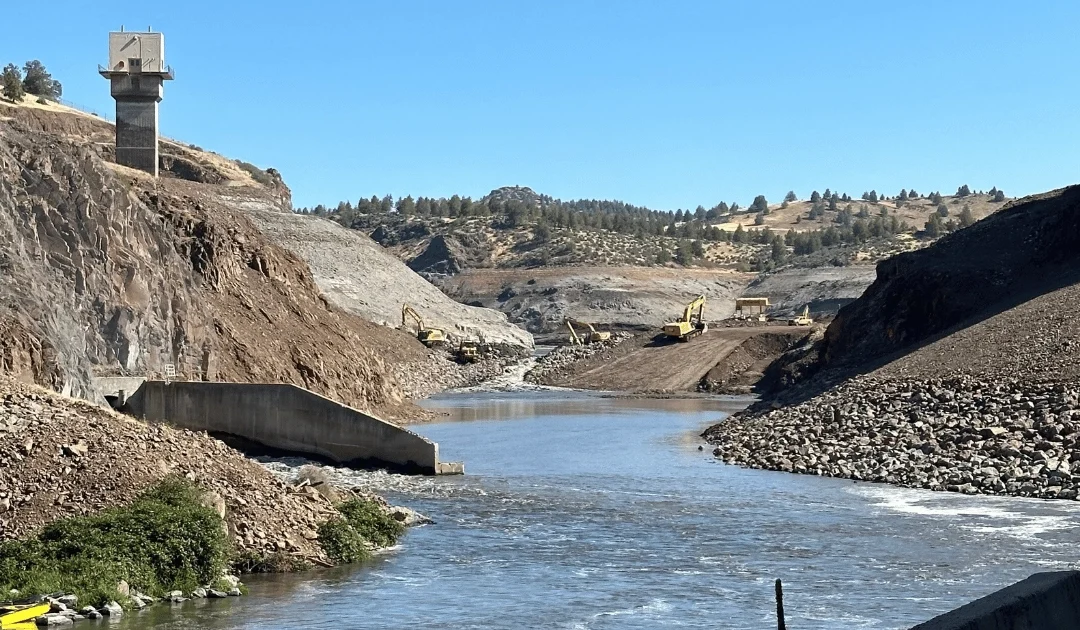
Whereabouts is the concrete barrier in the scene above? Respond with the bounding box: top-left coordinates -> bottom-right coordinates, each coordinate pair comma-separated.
911,571 -> 1080,630
124,381 -> 461,475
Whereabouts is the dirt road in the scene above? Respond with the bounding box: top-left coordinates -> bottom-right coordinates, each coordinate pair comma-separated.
544,325 -> 799,392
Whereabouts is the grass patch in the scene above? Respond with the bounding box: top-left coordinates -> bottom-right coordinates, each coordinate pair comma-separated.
0,478 -> 228,607
317,498 -> 405,565
235,160 -> 273,186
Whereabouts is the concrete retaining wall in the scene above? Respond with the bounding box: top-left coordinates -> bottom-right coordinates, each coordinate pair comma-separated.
124,381 -> 450,474
911,571 -> 1080,630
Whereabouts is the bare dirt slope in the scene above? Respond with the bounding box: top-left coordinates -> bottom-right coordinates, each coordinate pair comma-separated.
543,326 -> 798,392
241,209 -> 532,349
744,265 -> 878,317
437,266 -> 753,334
0,100 -> 426,418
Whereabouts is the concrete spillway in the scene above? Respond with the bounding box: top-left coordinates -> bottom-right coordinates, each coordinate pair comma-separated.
123,380 -> 462,475
911,571 -> 1080,630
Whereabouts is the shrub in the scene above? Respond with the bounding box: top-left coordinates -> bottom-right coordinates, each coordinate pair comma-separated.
317,518 -> 369,564
0,478 -> 228,607
317,498 -> 405,565
336,498 -> 405,548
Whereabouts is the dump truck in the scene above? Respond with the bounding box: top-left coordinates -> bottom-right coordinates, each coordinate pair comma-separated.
402,304 -> 447,347
663,295 -> 708,341
566,319 -> 612,345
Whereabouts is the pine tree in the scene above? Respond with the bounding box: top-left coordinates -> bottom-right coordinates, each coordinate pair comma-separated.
770,237 -> 787,264
959,205 -> 975,227
784,191 -> 797,202
810,191 -> 822,203
750,195 -> 769,214
21,60 -> 61,99
1,64 -> 24,102
956,184 -> 971,197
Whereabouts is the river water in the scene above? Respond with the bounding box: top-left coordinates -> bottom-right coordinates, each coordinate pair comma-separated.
119,391 -> 1080,629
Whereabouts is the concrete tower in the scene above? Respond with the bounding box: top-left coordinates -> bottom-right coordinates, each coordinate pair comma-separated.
99,28 -> 174,176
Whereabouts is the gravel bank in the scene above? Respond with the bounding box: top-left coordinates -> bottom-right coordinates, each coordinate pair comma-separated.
0,377 -> 333,562
705,375 -> 1080,500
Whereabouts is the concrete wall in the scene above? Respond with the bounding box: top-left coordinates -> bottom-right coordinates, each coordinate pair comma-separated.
125,381 -> 446,474
911,571 -> 1080,630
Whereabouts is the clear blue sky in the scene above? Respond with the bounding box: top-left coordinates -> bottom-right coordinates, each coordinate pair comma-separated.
6,2 -> 1079,209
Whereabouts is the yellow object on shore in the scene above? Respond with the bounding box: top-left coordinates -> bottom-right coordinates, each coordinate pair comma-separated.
0,602 -> 51,626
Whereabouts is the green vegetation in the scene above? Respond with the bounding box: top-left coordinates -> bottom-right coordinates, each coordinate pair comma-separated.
1,64 -> 24,103
20,60 -> 62,99
235,160 -> 273,186
317,498 -> 405,565
300,182 -> 1000,270
0,478 -> 228,607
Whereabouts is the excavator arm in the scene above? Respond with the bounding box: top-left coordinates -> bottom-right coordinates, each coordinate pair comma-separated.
566,318 -> 610,344
664,295 -> 708,341
402,303 -> 447,346
402,304 -> 424,331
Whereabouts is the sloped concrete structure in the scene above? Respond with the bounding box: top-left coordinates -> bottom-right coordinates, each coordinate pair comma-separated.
911,571 -> 1080,630
124,380 -> 462,475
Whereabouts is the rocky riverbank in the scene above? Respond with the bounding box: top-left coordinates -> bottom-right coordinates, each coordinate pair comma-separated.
704,375 -> 1080,500
395,345 -> 531,402
0,377 -> 421,563
523,333 -> 632,385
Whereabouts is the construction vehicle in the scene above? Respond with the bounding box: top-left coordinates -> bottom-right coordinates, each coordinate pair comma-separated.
401,304 -> 447,347
664,295 -> 708,341
566,319 -> 612,345
456,340 -> 480,364
790,305 -> 813,327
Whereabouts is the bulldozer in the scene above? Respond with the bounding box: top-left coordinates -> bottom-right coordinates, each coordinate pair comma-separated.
402,304 -> 447,347
664,295 -> 708,341
566,319 -> 612,345
456,340 -> 480,363
790,305 -> 813,327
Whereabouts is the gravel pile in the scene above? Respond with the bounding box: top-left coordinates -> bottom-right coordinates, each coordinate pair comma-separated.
524,333 -> 632,383
706,375 -> 1080,499
394,350 -> 527,401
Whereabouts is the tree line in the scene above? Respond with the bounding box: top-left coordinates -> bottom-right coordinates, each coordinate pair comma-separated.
1,60 -> 62,103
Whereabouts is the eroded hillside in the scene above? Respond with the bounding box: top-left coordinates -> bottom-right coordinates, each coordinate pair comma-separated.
0,100 -> 428,417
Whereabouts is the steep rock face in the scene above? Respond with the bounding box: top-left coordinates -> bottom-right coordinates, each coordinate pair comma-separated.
408,234 -> 467,276
821,186 -> 1080,369
0,113 -> 413,415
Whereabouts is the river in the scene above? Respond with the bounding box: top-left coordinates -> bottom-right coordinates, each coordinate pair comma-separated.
118,391 -> 1080,629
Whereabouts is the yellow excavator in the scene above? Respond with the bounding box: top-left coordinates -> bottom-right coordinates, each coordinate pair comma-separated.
566,319 -> 611,345
402,304 -> 447,347
790,305 -> 813,327
664,295 -> 708,341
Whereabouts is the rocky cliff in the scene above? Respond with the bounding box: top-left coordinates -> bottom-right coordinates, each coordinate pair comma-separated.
0,101 -> 424,417
820,186 -> 1080,371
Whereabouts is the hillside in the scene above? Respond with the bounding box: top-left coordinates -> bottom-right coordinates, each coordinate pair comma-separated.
0,96 -> 521,416
302,185 -> 1006,334
309,185 -> 1006,273
704,185 -> 1080,501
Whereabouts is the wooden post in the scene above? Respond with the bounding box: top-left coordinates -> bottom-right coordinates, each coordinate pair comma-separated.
775,578 -> 787,630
